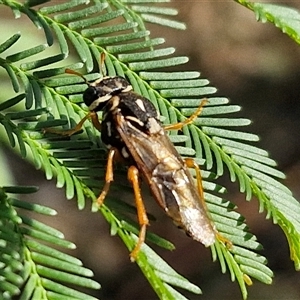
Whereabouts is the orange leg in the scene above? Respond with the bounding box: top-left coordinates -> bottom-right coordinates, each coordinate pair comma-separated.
184,158 -> 205,204
127,165 -> 149,262
44,111 -> 100,136
185,158 -> 232,248
164,99 -> 208,131
97,147 -> 117,206
90,111 -> 102,132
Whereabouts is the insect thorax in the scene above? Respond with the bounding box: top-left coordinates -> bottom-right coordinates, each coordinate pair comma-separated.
101,91 -> 162,160
82,75 -> 162,160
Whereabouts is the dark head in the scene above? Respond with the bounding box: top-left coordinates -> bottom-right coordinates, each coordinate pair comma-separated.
83,76 -> 132,112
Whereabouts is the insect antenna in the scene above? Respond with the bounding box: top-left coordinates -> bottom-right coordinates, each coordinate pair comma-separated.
65,52 -> 107,84
99,52 -> 107,77
65,68 -> 89,85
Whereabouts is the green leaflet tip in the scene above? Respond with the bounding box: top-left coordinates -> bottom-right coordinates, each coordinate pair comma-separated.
69,242 -> 77,250
77,202 -> 85,210
91,202 -> 99,212
49,209 -> 58,216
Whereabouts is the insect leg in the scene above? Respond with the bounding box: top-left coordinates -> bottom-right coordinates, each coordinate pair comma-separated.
127,165 -> 149,262
44,111 -> 99,136
97,147 -> 117,206
90,111 -> 102,132
184,158 -> 232,247
184,158 -> 205,205
164,99 -> 208,131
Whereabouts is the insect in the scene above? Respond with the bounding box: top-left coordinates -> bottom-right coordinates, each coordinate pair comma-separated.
49,57 -> 219,261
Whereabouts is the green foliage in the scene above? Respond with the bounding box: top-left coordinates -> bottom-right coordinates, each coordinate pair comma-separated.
0,186 -> 100,299
0,0 -> 299,299
236,0 -> 300,44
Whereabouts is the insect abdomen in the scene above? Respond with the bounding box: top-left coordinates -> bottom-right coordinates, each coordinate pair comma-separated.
152,160 -> 216,247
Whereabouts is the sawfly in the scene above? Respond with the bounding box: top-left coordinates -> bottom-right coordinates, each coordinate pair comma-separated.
48,54 -> 221,261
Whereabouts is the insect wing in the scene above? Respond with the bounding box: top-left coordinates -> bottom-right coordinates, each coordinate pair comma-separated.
115,112 -> 215,247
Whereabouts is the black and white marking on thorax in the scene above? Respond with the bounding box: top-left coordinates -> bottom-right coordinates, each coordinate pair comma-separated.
101,92 -> 162,160
81,75 -> 162,160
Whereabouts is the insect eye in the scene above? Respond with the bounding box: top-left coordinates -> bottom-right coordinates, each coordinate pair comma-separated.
83,86 -> 98,107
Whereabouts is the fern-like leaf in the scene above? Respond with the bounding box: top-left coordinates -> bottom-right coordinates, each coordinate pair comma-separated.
0,186 -> 100,299
236,0 -> 300,45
